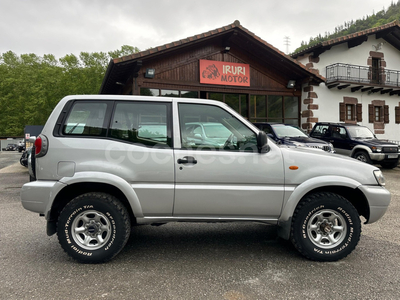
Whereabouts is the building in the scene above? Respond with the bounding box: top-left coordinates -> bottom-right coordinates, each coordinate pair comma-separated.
100,20 -> 324,127
292,21 -> 400,141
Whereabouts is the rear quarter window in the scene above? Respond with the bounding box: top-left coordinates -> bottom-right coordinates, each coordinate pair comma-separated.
62,102 -> 109,136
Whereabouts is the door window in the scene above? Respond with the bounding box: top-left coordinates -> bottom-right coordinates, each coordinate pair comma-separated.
178,103 -> 257,151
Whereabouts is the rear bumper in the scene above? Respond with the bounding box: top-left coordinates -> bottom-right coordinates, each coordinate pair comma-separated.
20,180 -> 66,217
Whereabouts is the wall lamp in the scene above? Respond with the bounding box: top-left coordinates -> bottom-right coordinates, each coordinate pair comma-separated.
224,46 -> 231,53
144,68 -> 155,78
287,80 -> 296,89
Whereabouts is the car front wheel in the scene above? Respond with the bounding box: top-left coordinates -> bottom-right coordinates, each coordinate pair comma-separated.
290,192 -> 361,262
57,192 -> 131,263
353,151 -> 372,164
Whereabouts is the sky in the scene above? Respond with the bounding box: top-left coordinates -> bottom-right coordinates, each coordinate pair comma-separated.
0,0 -> 396,59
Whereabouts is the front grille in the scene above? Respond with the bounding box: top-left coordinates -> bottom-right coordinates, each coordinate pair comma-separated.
308,145 -> 332,152
382,147 -> 398,153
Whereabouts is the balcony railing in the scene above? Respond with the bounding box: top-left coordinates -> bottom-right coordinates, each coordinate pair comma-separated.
326,63 -> 400,87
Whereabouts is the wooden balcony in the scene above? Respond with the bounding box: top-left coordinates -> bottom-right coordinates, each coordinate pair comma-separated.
325,63 -> 400,95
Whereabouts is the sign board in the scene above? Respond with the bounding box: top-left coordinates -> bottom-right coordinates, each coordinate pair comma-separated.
199,60 -> 250,87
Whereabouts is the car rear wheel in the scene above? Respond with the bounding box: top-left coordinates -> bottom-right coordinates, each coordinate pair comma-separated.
57,192 -> 131,263
290,192 -> 361,261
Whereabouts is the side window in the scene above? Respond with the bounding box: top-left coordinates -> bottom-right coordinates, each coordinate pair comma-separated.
109,102 -> 171,147
178,103 -> 257,151
311,124 -> 329,138
63,102 -> 108,136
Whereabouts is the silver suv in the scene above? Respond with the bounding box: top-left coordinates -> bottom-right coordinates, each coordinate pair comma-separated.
21,95 -> 390,263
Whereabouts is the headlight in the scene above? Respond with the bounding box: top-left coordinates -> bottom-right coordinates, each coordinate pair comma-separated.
371,146 -> 382,152
373,170 -> 385,186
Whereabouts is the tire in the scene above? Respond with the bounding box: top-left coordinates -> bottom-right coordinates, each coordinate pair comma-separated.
57,192 -> 131,263
380,160 -> 399,169
290,192 -> 361,262
353,151 -> 372,164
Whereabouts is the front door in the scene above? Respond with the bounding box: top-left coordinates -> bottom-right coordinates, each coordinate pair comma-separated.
173,102 -> 285,219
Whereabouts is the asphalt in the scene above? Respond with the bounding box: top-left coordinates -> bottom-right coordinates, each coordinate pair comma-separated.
0,151 -> 399,300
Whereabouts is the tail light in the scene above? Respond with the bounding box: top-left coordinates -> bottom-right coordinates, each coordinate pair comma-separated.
35,135 -> 48,157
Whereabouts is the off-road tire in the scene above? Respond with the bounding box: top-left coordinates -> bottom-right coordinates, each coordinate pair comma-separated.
290,192 -> 361,262
57,192 -> 131,263
353,151 -> 372,164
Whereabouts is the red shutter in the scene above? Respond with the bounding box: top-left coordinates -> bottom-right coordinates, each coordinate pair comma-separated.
356,103 -> 362,122
384,105 -> 389,123
368,104 -> 374,123
339,103 -> 345,121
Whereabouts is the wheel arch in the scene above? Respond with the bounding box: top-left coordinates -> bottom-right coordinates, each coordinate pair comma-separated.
47,181 -> 139,236
350,145 -> 371,157
278,176 -> 369,240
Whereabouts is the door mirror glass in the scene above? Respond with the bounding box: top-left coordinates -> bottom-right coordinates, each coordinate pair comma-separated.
257,131 -> 270,153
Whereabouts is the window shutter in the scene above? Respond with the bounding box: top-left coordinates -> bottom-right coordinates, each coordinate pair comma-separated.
339,103 -> 345,121
384,105 -> 389,123
368,104 -> 374,123
396,106 -> 400,124
356,104 -> 362,122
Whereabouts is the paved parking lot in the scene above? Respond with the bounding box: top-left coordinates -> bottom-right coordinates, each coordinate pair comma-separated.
0,151 -> 399,299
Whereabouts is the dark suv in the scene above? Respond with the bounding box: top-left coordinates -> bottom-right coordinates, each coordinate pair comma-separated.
310,122 -> 399,169
253,123 -> 334,153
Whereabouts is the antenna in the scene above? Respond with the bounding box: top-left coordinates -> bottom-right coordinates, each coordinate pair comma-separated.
283,36 -> 291,54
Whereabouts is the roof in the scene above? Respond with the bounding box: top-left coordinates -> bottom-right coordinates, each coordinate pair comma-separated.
100,20 -> 325,94
292,21 -> 400,58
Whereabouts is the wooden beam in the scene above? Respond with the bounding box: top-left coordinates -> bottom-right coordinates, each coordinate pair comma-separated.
327,83 -> 340,89
351,86 -> 363,92
389,90 -> 400,96
380,89 -> 393,94
338,84 -> 350,90
361,87 -> 374,92
371,87 -> 384,93
347,36 -> 368,49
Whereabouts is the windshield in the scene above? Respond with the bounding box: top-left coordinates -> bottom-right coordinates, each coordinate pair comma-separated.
271,125 -> 308,138
346,126 -> 375,139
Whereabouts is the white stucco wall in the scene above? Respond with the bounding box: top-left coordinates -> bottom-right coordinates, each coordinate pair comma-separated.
299,34 -> 400,141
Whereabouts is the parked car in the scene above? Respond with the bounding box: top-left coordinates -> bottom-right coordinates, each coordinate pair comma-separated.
253,122 -> 334,153
183,122 -> 232,147
5,144 -> 17,151
21,95 -> 390,263
20,147 -> 32,167
17,140 -> 26,152
310,122 -> 400,169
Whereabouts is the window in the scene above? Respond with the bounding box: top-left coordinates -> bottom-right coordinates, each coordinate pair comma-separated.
109,102 -> 171,147
369,102 -> 389,124
63,102 -> 109,136
208,93 -> 248,118
179,103 -> 257,151
396,103 -> 400,124
339,98 -> 362,123
371,58 -> 381,84
310,124 -> 330,138
249,95 -> 298,124
346,104 -> 354,121
375,106 -> 381,122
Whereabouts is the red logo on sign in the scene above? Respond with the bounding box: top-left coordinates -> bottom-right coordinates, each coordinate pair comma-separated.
199,60 -> 250,87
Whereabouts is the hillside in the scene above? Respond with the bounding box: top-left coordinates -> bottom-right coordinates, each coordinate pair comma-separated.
294,1 -> 400,53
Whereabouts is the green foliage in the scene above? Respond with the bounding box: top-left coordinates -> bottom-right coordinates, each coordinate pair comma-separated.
294,0 -> 400,53
0,45 -> 140,136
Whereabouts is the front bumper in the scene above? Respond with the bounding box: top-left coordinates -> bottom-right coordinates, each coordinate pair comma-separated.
358,185 -> 391,223
369,152 -> 399,162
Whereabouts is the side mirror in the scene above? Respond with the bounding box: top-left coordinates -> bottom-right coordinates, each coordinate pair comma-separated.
257,131 -> 270,153
29,136 -> 37,143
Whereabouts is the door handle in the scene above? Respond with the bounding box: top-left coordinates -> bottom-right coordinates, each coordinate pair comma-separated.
177,156 -> 197,164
